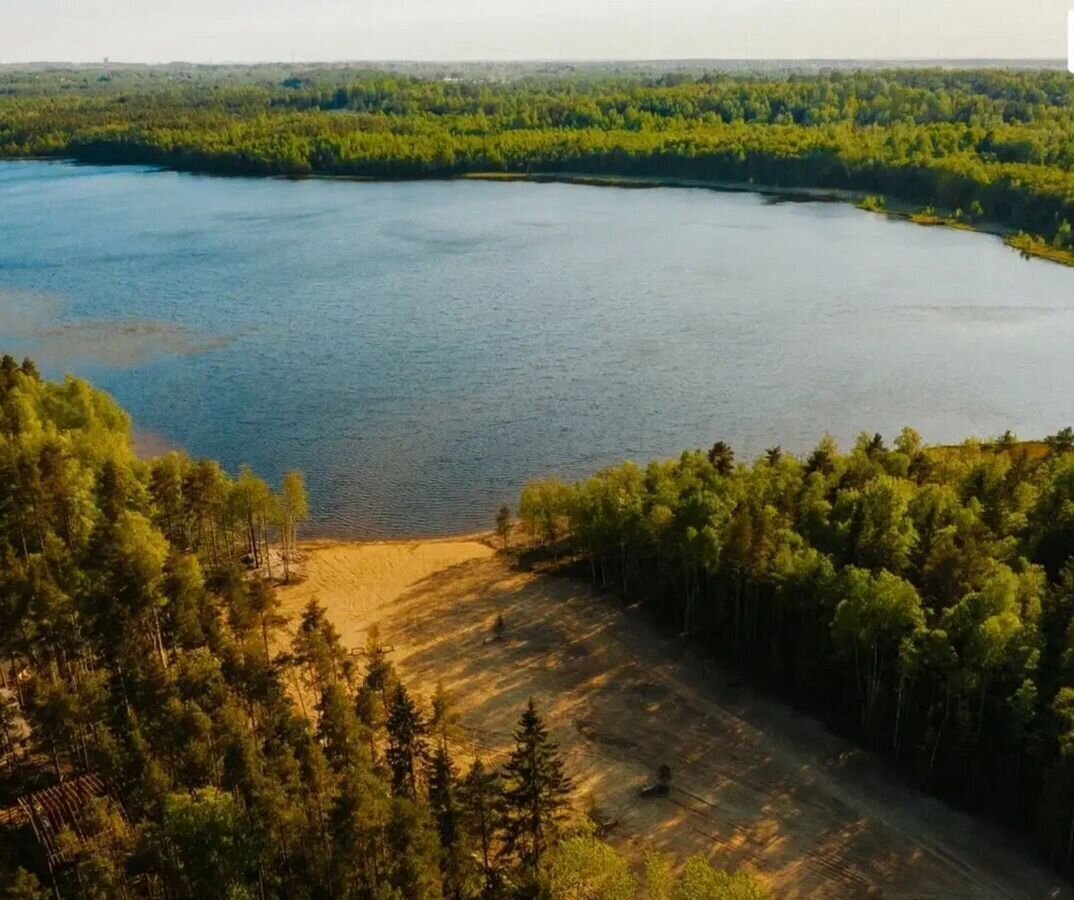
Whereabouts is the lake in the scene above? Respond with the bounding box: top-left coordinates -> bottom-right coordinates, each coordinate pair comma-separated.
1,160 -> 1072,536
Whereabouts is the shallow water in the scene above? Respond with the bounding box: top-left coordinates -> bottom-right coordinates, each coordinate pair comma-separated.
1,160 -> 1072,536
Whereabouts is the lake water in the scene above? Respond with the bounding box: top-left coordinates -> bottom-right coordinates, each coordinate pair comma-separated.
1,160 -> 1072,536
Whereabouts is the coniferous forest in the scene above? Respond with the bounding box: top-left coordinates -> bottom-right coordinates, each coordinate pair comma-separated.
1,66 -> 1073,260
0,358 -> 772,899
518,425 -> 1074,880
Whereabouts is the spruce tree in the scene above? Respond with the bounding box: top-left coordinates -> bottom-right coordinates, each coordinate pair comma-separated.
386,798 -> 444,900
501,698 -> 573,876
461,758 -> 505,898
707,440 -> 735,475
362,624 -> 395,702
355,682 -> 381,760
428,739 -> 470,899
386,682 -> 429,800
317,681 -> 366,772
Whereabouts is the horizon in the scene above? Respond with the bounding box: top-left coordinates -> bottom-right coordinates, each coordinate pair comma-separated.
3,0 -> 1069,66
1,55 -> 1067,68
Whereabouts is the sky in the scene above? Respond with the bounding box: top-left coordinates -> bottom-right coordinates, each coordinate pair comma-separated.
0,0 -> 1070,64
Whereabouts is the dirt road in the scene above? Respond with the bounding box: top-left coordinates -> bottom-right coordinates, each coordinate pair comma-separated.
279,538 -> 1069,900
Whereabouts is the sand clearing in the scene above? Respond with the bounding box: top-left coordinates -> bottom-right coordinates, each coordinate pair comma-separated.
279,538 -> 1069,900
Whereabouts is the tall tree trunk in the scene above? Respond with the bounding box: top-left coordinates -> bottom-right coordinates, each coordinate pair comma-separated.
1067,783 -> 1074,873
893,675 -> 905,758
927,689 -> 950,793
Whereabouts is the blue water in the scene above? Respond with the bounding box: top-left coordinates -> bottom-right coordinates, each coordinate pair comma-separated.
1,160 -> 1073,536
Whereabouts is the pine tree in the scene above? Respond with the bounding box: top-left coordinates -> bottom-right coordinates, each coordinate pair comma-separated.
428,739 -> 470,899
362,624 -> 395,702
357,625 -> 395,759
293,599 -> 348,691
355,682 -> 381,760
501,698 -> 573,876
708,441 -> 735,475
328,765 -> 393,897
386,682 -> 429,800
317,681 -> 366,772
248,576 -> 285,660
430,680 -> 459,742
461,758 -> 505,898
386,798 -> 444,900
496,504 -> 512,550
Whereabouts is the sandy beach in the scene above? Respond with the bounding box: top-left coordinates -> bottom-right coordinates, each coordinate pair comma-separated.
277,537 -> 1069,900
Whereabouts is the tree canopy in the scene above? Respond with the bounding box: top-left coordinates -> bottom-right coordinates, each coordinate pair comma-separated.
518,425 -> 1074,875
0,358 -> 768,899
2,66 -> 1073,257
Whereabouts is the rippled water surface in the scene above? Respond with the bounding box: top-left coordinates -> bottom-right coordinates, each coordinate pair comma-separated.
2,161 -> 1073,536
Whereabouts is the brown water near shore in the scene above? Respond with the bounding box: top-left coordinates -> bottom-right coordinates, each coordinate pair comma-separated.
131,427 -> 180,460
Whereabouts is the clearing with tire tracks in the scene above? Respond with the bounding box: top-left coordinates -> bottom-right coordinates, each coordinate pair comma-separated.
280,538 -> 1069,900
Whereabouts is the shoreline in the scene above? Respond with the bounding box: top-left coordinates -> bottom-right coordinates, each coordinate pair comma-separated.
8,158 -> 1072,269
854,200 -> 1074,268
297,530 -> 497,550
461,170 -> 866,203
464,171 -> 1074,268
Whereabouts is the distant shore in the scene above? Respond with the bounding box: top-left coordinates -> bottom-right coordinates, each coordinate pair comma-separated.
464,171 -> 1074,269
7,159 -> 1072,269
462,170 -> 865,203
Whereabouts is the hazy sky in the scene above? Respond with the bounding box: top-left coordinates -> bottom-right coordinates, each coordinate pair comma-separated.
1,0 -> 1069,63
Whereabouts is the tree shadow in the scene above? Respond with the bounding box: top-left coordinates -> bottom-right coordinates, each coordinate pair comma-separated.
332,553 -> 1070,900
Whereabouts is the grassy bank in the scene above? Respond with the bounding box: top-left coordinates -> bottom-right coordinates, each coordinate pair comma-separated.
1005,234 -> 1074,267
853,195 -> 1074,268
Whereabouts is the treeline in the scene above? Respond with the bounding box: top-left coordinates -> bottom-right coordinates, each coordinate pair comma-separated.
0,358 -> 766,900
518,427 -> 1074,876
1,68 -> 1073,251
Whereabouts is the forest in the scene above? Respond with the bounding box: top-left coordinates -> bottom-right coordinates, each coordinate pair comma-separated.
1,66 -> 1073,259
517,424 -> 1074,879
0,357 -> 767,900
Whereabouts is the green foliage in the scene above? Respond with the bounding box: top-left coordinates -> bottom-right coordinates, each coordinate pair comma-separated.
544,842 -> 768,900
2,68 -> 1074,250
429,740 -> 477,900
671,856 -> 770,900
496,504 -> 513,550
151,788 -> 261,900
502,699 -> 574,875
545,837 -> 636,900
386,682 -> 430,800
4,870 -> 51,900
460,757 -> 507,897
518,426 -> 1074,874
832,567 -> 925,727
3,361 -> 1071,892
279,470 -> 308,582
3,363 -> 638,899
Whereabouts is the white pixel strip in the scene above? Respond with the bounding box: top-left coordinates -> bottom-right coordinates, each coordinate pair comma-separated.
1069,10 -> 1074,73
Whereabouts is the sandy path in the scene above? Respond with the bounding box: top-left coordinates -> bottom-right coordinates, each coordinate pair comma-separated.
279,539 -> 1069,900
